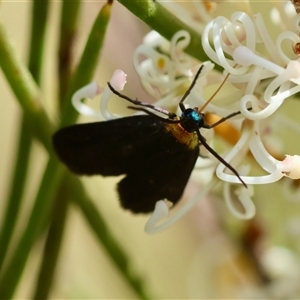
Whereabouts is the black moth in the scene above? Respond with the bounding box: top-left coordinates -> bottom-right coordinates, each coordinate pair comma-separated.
52,66 -> 246,213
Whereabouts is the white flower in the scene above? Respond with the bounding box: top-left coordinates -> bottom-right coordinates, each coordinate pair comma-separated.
71,6 -> 300,236
135,10 -> 300,232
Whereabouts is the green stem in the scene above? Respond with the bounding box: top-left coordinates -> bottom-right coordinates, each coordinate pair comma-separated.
68,175 -> 151,300
117,0 -> 220,70
58,0 -> 81,101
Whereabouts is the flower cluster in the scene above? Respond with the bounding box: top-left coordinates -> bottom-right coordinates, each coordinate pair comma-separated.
71,8 -> 300,234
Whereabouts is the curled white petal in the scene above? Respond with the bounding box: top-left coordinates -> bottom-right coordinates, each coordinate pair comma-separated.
100,88 -> 121,120
216,120 -> 284,185
212,17 -> 240,73
245,122 -> 284,183
163,2 -> 205,32
134,45 -> 171,81
276,31 -> 300,64
279,155 -> 300,179
264,60 -> 300,102
249,121 -> 281,172
143,30 -> 168,49
264,79 -> 292,103
233,46 -> 300,100
133,31 -> 198,104
202,18 -> 220,64
170,30 -> 191,75
100,69 -> 127,120
144,200 -> 172,234
145,180 -> 218,234
222,19 -> 245,47
240,94 -> 283,120
233,46 -> 284,76
228,68 -> 275,84
72,81 -> 102,119
192,1 -> 213,24
253,13 -> 283,64
216,119 -> 251,184
224,183 -> 256,219
231,11 -> 256,49
202,13 -> 256,75
243,65 -> 264,95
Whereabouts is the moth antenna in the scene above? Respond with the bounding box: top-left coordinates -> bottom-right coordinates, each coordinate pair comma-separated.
107,82 -> 174,118
198,68 -> 232,113
179,65 -> 204,112
127,106 -> 180,123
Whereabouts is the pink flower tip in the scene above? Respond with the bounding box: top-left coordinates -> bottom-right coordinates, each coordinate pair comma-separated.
109,69 -> 127,91
280,155 -> 300,179
286,61 -> 300,79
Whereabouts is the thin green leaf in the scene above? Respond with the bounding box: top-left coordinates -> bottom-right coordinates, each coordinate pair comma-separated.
0,116 -> 32,272
0,2 -> 114,298
60,1 -> 112,126
0,159 -> 65,299
28,1 -> 50,83
33,1 -> 81,298
33,179 -> 69,300
68,174 -> 152,300
0,0 -> 50,273
0,22 -> 53,150
0,2 -> 151,299
58,1 -> 81,101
